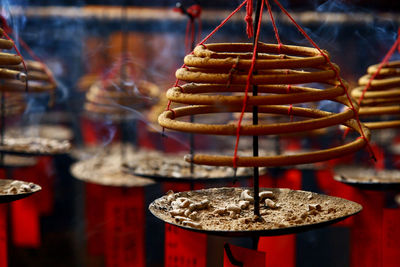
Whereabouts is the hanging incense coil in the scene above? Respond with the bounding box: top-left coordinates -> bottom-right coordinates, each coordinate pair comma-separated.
352,60 -> 400,130
84,78 -> 159,117
159,42 -> 370,167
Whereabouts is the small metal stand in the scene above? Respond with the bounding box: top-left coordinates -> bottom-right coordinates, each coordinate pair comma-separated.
252,0 -> 262,218
0,92 -> 5,167
175,1 -> 202,189
119,1 -> 129,167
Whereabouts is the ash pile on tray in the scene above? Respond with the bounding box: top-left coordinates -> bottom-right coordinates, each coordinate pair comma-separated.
0,180 -> 39,195
150,187 -> 361,232
0,137 -> 71,154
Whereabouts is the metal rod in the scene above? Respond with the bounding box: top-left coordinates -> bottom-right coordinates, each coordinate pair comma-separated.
252,0 -> 262,217
224,243 -> 244,267
189,17 -> 196,177
0,92 -> 5,165
119,1 -> 128,165
252,236 -> 260,250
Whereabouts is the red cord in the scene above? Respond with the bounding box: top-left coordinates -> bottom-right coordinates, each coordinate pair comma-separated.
187,4 -> 202,18
163,0 -> 249,136
175,4 -> 202,54
286,84 -> 291,93
245,0 -> 254,38
233,0 -> 265,168
227,58 -> 240,87
165,0 -> 247,112
272,0 -> 375,161
265,0 -> 282,48
0,16 -> 11,34
199,0 -> 248,46
287,85 -> 293,121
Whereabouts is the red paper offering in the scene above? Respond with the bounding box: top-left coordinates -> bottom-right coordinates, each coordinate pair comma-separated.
165,224 -> 207,267
382,208 -> 400,267
0,205 -> 7,267
11,198 -> 40,248
104,189 -> 145,267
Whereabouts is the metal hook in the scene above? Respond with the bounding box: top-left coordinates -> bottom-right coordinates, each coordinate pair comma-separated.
175,2 -> 194,20
224,243 -> 244,267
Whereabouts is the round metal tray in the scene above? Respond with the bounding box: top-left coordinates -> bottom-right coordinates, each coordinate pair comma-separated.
149,187 -> 362,237
123,165 -> 254,183
0,149 -> 69,157
334,166 -> 400,191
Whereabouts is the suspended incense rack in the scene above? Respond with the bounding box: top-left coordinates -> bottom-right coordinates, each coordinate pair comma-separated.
335,47 -> 400,189
352,61 -> 400,130
150,0 -> 369,236
159,42 -> 370,167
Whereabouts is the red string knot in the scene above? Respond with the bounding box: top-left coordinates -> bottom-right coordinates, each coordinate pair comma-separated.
187,4 -> 202,19
286,84 -> 292,93
288,104 -> 294,122
176,85 -> 184,92
169,109 -> 177,119
346,107 -> 356,113
278,43 -> 283,53
288,104 -> 293,115
0,15 -> 12,34
245,0 -> 254,38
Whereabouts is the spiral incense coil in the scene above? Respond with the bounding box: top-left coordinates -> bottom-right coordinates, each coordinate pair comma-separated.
84,79 -> 159,117
159,42 -> 370,167
352,60 -> 400,130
